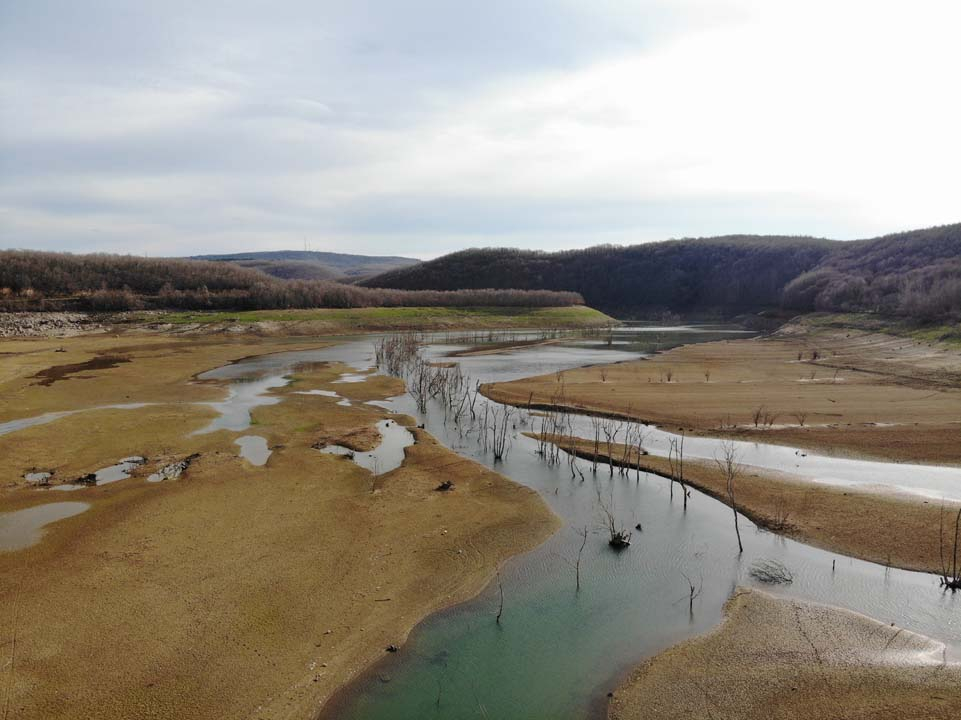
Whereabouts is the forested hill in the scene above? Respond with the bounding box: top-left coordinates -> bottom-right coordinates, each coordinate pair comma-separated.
782,225 -> 961,321
362,226 -> 961,321
361,236 -> 835,316
191,250 -> 419,282
0,251 -> 581,312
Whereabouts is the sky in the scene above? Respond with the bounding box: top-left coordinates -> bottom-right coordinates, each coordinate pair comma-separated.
1,1 -> 959,259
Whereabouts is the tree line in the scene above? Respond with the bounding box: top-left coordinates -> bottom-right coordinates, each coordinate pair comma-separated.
364,225 -> 961,322
781,225 -> 961,322
362,236 -> 836,316
0,251 -> 583,311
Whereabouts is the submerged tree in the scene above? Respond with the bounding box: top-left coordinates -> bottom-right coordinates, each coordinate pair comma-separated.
715,440 -> 744,553
939,503 -> 961,591
597,485 -> 632,550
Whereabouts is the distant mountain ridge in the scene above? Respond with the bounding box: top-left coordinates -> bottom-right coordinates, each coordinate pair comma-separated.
191,250 -> 420,282
361,224 -> 961,321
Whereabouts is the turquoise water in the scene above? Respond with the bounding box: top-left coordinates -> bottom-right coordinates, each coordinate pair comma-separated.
196,331 -> 961,720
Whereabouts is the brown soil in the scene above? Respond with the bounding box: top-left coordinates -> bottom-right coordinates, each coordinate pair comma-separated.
0,334 -> 559,719
29,353 -> 131,386
609,588 -> 961,720
486,323 -> 961,465
535,433 -> 960,574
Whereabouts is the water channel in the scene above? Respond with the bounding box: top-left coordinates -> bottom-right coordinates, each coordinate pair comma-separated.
189,328 -> 960,720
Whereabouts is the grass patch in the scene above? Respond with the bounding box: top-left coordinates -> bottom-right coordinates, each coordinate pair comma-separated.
802,312 -> 961,347
130,306 -> 614,329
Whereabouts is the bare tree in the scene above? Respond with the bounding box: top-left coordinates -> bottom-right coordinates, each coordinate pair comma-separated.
488,405 -> 515,461
667,432 -> 689,510
752,406 -> 765,428
589,416 -> 603,474
715,440 -> 744,553
561,525 -> 590,591
680,571 -> 702,616
939,503 -> 961,590
792,410 -> 808,427
597,485 -> 631,549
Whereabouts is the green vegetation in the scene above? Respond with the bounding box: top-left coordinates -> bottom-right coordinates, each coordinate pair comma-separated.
131,305 -> 614,329
801,312 -> 961,347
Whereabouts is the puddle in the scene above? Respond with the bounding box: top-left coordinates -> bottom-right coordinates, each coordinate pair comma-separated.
93,456 -> 146,485
0,502 -> 90,551
194,375 -> 289,434
49,456 -> 146,490
333,373 -> 370,384
0,403 -> 152,438
235,436 -> 271,466
295,388 -> 352,406
318,419 -> 414,475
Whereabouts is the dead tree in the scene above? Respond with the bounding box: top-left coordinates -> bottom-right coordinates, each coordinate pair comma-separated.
488,405 -> 515,461
597,485 -> 631,549
939,503 -> 961,591
667,432 -> 690,510
715,440 -> 744,553
560,525 -> 590,591
589,416 -> 603,474
601,418 -> 622,477
680,571 -> 702,616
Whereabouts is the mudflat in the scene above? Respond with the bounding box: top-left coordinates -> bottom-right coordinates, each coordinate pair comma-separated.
609,588 -> 961,720
486,321 -> 961,465
488,322 -> 961,576
0,334 -> 558,719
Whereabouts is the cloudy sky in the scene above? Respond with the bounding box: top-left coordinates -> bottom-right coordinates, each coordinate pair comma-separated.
1,1 -> 958,258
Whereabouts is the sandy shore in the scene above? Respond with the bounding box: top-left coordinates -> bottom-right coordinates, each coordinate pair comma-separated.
0,335 -> 559,719
484,322 -> 961,577
609,588 -> 961,720
486,321 -> 961,465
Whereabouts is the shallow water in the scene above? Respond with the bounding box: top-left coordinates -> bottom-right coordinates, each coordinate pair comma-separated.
5,329 -> 956,716
318,419 -> 414,475
296,332 -> 961,720
0,501 -> 89,551
235,436 -> 272,466
0,403 -> 151,437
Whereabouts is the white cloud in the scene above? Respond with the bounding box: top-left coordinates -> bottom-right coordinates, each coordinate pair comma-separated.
1,0 -> 958,256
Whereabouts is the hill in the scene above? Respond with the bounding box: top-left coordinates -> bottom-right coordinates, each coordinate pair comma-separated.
782,225 -> 961,321
362,225 -> 961,321
0,251 -> 580,312
191,251 -> 419,282
362,236 -> 836,317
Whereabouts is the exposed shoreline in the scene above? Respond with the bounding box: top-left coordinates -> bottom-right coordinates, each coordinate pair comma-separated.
0,333 -> 560,719
484,321 -> 961,466
608,588 -> 961,720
